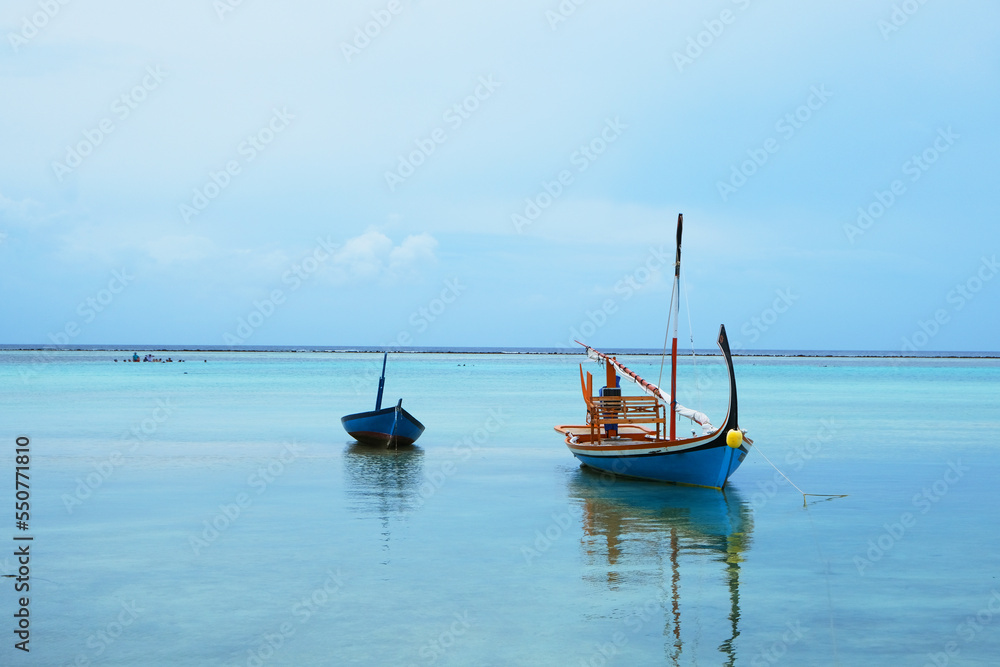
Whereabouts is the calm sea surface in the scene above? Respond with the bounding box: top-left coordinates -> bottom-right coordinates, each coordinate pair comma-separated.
1,351 -> 999,666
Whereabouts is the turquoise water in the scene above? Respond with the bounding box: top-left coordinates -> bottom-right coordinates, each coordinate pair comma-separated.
2,351 -> 999,665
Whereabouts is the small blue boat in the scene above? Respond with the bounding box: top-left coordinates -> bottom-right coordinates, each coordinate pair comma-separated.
341,353 -> 425,447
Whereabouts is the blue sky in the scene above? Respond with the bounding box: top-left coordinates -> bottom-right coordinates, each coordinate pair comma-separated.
1,0 -> 998,351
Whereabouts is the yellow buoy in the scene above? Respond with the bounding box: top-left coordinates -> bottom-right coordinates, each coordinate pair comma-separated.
726,429 -> 743,448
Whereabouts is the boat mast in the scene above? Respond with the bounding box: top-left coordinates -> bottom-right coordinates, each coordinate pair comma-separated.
670,214 -> 683,441
375,352 -> 388,410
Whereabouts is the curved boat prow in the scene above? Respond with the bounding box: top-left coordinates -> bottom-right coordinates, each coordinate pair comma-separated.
717,324 -> 739,435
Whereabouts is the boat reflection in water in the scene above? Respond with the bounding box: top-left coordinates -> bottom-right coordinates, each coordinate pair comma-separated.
568,468 -> 753,666
343,444 -> 424,563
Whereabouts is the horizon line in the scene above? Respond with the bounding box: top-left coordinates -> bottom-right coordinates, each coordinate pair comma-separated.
1,344 -> 997,359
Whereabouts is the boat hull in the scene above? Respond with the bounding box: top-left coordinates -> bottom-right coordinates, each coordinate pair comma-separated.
341,405 -> 425,447
566,432 -> 749,489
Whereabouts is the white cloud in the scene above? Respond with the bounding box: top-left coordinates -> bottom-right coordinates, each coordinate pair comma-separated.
142,235 -> 216,265
53,220 -> 218,269
327,229 -> 437,285
332,229 -> 394,282
0,192 -> 46,226
388,233 -> 438,278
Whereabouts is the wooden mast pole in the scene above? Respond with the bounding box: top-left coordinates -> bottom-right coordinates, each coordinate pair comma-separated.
375,352 -> 387,410
670,214 -> 683,441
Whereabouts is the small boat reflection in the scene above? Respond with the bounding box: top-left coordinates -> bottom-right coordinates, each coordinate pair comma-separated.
343,444 -> 425,563
568,468 -> 753,666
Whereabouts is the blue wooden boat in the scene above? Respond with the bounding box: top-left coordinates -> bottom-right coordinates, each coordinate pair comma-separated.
555,215 -> 752,489
341,353 -> 425,447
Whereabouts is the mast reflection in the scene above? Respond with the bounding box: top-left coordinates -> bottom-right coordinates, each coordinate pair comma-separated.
343,444 -> 424,563
568,468 -> 753,666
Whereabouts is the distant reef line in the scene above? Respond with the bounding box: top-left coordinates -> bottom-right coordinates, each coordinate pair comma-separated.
0,345 -> 996,359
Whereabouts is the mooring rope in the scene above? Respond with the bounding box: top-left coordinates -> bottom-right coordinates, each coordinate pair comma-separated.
751,441 -> 847,505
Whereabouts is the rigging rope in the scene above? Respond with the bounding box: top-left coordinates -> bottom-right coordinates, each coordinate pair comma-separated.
682,271 -> 695,359
658,273 -> 678,392
680,270 -> 700,408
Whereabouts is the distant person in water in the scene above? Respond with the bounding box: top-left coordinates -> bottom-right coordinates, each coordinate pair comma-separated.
133,353 -> 139,362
